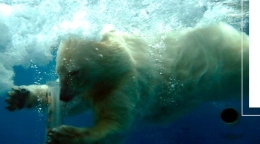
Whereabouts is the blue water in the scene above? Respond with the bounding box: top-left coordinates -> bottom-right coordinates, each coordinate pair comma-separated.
1,60 -> 260,144
0,1 -> 253,143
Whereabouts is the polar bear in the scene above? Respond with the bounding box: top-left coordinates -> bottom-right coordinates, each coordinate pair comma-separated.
5,23 -> 249,144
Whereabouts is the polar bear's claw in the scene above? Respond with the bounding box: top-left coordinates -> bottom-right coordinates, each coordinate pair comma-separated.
5,86 -> 30,111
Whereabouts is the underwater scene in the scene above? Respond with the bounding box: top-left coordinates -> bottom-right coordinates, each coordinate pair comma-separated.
0,0 -> 258,144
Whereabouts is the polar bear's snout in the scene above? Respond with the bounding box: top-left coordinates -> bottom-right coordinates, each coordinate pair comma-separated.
60,87 -> 77,102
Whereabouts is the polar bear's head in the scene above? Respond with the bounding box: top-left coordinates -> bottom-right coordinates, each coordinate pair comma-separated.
56,37 -> 133,102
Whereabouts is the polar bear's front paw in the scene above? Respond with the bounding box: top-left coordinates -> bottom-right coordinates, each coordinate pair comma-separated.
46,125 -> 93,144
5,86 -> 31,111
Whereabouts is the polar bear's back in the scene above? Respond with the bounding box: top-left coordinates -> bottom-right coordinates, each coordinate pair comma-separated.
163,23 -> 248,82
144,23 -> 249,123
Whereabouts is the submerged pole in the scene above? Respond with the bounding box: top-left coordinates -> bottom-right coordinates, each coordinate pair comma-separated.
46,81 -> 62,141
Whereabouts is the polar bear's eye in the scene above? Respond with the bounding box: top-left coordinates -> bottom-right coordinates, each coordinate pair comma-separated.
69,70 -> 80,76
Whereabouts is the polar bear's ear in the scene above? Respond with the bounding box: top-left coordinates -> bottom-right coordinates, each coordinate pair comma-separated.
100,24 -> 116,41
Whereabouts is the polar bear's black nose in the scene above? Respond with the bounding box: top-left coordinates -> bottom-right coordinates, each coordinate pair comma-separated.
60,88 -> 74,102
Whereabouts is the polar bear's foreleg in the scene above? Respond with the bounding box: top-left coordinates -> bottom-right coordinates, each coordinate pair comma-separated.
5,85 -> 49,111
